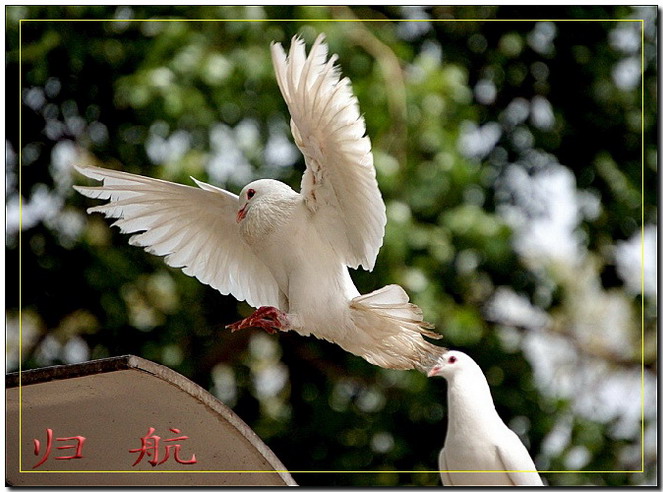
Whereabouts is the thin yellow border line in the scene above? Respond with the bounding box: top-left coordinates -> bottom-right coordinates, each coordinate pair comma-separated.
15,15 -> 647,477
639,18 -> 646,475
18,17 -> 24,474
16,469 -> 643,474
18,18 -> 644,23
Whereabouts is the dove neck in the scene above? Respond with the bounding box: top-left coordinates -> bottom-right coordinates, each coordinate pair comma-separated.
239,191 -> 300,245
446,371 -> 501,430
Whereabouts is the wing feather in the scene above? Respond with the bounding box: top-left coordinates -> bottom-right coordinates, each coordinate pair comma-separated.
438,448 -> 454,486
271,34 -> 387,271
495,434 -> 544,486
73,165 -> 284,310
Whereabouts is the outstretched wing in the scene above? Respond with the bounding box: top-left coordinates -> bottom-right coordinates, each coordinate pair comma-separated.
73,165 -> 285,310
271,34 -> 387,271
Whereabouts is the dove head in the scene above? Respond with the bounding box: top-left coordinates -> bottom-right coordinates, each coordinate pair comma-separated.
426,350 -> 480,380
236,179 -> 297,224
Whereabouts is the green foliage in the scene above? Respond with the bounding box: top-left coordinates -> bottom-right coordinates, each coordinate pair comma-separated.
7,5 -> 656,486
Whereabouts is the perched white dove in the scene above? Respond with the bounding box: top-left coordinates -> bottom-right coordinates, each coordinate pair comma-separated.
428,351 -> 543,486
73,34 -> 445,371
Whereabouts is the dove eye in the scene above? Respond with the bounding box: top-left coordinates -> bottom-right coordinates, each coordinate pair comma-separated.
448,355 -> 457,364
247,189 -> 256,199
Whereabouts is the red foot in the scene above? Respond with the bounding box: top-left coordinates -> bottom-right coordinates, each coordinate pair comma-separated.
226,306 -> 288,335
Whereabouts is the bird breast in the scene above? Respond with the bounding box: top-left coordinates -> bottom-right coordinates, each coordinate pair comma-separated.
238,194 -> 313,295
238,194 -> 359,340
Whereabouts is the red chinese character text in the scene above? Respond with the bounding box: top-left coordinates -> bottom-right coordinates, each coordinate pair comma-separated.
33,428 -> 86,468
129,427 -> 197,467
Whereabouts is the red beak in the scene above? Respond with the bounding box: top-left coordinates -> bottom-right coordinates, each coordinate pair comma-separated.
427,365 -> 442,377
236,205 -> 248,223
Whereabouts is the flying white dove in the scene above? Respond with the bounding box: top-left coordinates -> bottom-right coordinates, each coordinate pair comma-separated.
73,34 -> 445,372
428,351 -> 543,486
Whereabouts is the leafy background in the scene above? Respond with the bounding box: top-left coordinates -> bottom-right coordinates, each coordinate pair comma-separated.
6,5 -> 657,486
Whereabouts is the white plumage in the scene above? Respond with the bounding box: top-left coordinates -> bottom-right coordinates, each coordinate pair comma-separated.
428,351 -> 544,486
74,34 -> 445,371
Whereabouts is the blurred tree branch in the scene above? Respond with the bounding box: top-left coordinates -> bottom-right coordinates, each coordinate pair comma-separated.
506,322 -> 656,375
333,7 -> 408,167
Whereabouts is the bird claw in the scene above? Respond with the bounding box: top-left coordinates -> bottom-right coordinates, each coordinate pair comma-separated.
260,325 -> 278,335
226,306 -> 286,335
225,319 -> 249,333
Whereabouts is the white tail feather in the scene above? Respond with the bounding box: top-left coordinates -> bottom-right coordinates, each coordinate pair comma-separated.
349,285 -> 445,371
